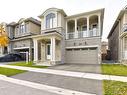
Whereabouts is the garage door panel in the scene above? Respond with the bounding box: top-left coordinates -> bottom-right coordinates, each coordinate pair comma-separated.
66,48 -> 98,64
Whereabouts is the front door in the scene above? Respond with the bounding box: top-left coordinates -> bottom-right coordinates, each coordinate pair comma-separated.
46,44 -> 51,59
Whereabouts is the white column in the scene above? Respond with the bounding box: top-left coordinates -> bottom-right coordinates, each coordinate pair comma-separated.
75,19 -> 77,38
87,16 -> 89,37
33,39 -> 38,62
51,37 -> 55,61
98,15 -> 101,36
123,37 -> 125,59
66,21 -> 68,39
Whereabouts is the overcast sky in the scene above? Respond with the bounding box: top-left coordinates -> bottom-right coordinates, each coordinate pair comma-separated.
0,0 -> 127,41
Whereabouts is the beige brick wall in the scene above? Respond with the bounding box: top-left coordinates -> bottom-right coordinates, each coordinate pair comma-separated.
65,37 -> 101,47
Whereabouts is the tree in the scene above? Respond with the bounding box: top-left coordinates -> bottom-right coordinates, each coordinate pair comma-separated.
0,24 -> 8,47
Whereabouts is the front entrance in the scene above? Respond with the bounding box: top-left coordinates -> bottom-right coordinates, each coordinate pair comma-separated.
46,44 -> 51,60
33,35 -> 62,65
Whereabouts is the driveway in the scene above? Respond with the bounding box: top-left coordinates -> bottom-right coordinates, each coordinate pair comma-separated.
48,64 -> 102,73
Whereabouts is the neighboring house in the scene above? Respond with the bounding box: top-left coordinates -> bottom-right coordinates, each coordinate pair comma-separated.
108,6 -> 127,62
7,17 -> 41,61
101,41 -> 108,60
32,8 -> 104,65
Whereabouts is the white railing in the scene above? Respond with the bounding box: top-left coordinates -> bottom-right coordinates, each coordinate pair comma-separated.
66,29 -> 99,39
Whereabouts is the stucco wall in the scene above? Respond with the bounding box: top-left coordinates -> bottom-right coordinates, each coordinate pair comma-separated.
13,39 -> 31,48
29,22 -> 41,34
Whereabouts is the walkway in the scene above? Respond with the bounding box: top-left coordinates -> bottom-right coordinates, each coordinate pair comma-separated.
0,75 -> 95,95
0,64 -> 127,82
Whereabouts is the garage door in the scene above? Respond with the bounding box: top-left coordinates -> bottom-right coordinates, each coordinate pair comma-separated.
65,47 -> 98,64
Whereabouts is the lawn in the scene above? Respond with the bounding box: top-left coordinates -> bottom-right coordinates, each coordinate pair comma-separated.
103,80 -> 127,95
101,64 -> 127,76
0,67 -> 26,76
10,61 -> 48,68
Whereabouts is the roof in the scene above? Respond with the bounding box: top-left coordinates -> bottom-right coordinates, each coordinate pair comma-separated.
38,7 -> 67,18
66,8 -> 105,19
8,17 -> 41,26
107,7 -> 127,38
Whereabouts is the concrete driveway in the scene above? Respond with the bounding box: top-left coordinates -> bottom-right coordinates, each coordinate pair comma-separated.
48,64 -> 102,73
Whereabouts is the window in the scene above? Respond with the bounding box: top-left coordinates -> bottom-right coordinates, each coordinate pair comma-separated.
20,25 -> 25,34
46,13 -> 55,29
47,44 -> 51,55
19,22 -> 26,34
91,24 -> 98,36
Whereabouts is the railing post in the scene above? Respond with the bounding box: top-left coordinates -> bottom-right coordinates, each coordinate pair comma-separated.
66,21 -> 68,39
87,16 -> 89,37
75,19 -> 78,38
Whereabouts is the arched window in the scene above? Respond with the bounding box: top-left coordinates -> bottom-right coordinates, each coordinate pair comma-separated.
46,13 -> 55,29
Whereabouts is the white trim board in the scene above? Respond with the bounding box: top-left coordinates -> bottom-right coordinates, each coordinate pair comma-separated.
66,45 -> 98,49
13,47 -> 30,50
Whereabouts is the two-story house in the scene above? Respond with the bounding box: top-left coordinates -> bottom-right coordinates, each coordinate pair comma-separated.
7,17 -> 41,61
32,8 -> 104,65
108,6 -> 127,63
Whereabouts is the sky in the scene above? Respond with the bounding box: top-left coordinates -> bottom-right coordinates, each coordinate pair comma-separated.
0,0 -> 127,41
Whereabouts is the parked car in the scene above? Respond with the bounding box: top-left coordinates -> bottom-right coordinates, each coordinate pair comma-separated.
0,53 -> 24,62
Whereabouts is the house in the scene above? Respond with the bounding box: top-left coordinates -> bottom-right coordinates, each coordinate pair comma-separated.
7,17 -> 41,61
101,41 -> 108,60
108,6 -> 127,62
32,8 -> 104,65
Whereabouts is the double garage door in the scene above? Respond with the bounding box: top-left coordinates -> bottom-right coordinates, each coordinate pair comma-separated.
65,47 -> 98,64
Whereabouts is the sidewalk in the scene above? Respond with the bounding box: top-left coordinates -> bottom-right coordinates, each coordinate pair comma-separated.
0,64 -> 127,82
0,75 -> 95,95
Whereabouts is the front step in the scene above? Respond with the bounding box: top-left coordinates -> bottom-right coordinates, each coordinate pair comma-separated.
34,60 -> 54,66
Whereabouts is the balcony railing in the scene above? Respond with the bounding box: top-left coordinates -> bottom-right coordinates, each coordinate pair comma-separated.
66,29 -> 99,39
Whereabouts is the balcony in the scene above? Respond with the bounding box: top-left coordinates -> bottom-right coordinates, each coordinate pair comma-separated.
66,29 -> 99,39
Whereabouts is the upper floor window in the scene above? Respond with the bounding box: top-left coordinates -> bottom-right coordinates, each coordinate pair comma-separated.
20,23 -> 25,34
46,13 -> 55,29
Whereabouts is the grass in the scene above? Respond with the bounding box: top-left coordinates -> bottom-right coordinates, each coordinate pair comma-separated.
0,67 -> 26,76
101,64 -> 127,76
103,80 -> 127,95
10,61 -> 48,68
